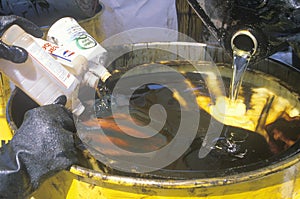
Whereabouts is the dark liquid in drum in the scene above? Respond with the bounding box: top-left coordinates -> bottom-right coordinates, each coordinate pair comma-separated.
91,69 -> 300,178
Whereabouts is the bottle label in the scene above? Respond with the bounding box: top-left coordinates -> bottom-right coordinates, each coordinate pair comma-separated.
36,39 -> 77,67
61,20 -> 98,50
27,42 -> 77,89
75,34 -> 97,49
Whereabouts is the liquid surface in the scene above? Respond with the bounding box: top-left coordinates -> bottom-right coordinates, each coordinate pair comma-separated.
78,62 -> 300,178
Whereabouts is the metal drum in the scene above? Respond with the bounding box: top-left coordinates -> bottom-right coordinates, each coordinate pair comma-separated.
7,42 -> 300,199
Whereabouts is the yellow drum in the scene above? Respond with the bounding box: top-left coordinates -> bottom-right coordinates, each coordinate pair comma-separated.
6,42 -> 300,199
41,2 -> 105,42
0,73 -> 12,146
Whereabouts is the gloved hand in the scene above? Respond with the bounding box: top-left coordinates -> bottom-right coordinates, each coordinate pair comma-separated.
0,15 -> 43,63
0,96 -> 78,199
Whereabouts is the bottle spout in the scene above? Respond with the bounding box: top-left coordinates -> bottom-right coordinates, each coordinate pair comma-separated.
231,30 -> 258,56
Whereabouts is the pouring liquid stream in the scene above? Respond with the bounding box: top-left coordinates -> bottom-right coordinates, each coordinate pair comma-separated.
229,47 -> 253,102
210,47 -> 253,158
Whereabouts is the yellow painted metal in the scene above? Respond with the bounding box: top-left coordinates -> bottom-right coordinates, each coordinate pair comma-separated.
0,72 -> 12,146
30,154 -> 300,199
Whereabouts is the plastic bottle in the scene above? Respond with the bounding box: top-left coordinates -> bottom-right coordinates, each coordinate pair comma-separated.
34,38 -> 99,89
0,25 -> 85,115
46,17 -> 112,85
46,17 -> 116,118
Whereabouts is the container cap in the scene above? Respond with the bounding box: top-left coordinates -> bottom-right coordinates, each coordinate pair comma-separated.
83,71 -> 99,88
72,99 -> 85,116
2,25 -> 25,45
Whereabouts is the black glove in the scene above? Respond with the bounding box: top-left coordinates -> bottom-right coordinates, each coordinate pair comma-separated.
0,15 -> 43,63
0,96 -> 78,199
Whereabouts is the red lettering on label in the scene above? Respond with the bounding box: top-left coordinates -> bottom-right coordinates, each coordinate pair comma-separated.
49,46 -> 59,54
41,42 -> 59,54
41,42 -> 51,50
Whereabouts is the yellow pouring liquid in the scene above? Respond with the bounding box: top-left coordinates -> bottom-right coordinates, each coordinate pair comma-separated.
229,47 -> 252,102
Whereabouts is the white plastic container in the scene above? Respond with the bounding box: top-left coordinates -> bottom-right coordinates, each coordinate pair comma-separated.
1,25 -> 85,115
47,17 -> 111,83
35,38 -> 99,89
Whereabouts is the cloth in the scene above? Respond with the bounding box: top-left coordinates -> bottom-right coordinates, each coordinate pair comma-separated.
100,0 -> 178,43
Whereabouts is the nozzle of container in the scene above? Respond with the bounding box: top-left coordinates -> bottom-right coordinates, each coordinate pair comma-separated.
231,30 -> 258,56
72,98 -> 85,116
